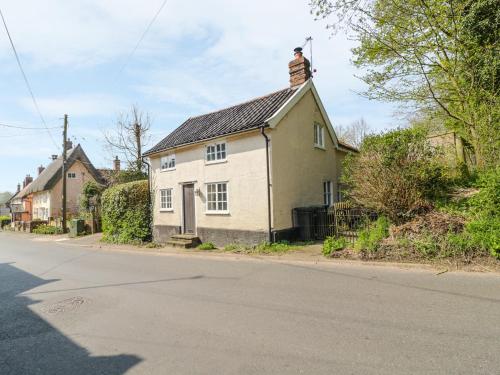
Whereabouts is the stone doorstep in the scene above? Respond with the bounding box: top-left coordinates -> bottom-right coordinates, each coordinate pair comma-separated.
167,234 -> 201,249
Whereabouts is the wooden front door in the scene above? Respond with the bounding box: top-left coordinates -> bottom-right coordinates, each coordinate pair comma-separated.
182,184 -> 195,234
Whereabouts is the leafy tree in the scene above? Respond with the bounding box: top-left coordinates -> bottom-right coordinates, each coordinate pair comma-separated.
311,0 -> 499,167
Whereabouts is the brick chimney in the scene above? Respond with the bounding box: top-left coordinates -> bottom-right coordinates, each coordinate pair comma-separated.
65,140 -> 73,151
23,175 -> 33,188
288,47 -> 311,88
38,165 -> 45,175
17,183 -> 20,193
113,156 -> 121,172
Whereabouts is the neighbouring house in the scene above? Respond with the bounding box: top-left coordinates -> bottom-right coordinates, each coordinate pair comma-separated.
9,177 -> 33,222
0,191 -> 13,216
144,47 -> 357,246
14,144 -> 104,223
97,156 -> 122,186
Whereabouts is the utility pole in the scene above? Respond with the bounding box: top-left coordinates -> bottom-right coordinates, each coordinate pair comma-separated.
61,114 -> 68,233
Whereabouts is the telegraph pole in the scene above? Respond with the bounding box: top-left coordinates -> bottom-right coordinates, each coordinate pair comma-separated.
61,114 -> 68,233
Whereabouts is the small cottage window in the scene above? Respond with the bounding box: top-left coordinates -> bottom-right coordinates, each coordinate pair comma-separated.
206,182 -> 228,213
160,154 -> 176,171
206,142 -> 226,163
323,181 -> 332,206
314,123 -> 325,148
67,172 -> 76,179
160,189 -> 173,210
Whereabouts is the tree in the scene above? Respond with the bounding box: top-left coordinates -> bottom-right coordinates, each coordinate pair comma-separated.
311,0 -> 499,167
104,105 -> 152,172
335,117 -> 370,148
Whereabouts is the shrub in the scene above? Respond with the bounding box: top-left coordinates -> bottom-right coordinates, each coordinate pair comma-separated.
323,236 -> 347,256
101,180 -> 151,244
198,242 -> 216,250
33,225 -> 63,235
461,167 -> 500,258
0,215 -> 10,228
355,216 -> 390,252
343,127 -> 448,223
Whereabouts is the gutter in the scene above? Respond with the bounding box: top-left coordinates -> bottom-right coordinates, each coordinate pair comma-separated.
260,126 -> 272,243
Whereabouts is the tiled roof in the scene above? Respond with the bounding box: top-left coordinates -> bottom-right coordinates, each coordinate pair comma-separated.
144,87 -> 296,155
337,140 -> 359,152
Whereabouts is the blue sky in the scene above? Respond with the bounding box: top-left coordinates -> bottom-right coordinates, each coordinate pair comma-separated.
0,0 -> 399,193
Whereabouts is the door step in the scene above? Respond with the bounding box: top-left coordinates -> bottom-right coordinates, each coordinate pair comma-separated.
166,234 -> 201,248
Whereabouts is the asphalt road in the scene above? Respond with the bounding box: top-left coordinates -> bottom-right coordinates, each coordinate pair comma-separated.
1,232 -> 499,375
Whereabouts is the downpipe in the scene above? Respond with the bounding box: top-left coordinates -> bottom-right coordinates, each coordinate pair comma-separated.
260,126 -> 273,243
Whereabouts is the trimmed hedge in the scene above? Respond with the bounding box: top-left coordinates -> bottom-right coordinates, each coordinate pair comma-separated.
101,180 -> 151,244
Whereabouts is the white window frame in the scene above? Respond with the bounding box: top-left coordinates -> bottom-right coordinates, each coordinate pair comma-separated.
323,181 -> 332,206
159,188 -> 173,211
205,182 -> 229,214
314,122 -> 325,149
67,172 -> 76,179
160,154 -> 176,171
205,142 -> 227,164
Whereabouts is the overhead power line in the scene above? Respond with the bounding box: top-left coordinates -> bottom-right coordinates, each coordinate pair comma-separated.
115,0 -> 169,78
0,7 -> 58,148
0,122 -> 61,130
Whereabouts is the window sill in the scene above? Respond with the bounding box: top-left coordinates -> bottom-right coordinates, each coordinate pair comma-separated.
159,209 -> 174,212
205,159 -> 227,166
160,168 -> 176,172
314,144 -> 326,150
205,211 -> 230,215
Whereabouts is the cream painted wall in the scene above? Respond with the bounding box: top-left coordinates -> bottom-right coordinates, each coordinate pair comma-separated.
39,160 -> 97,218
150,131 -> 269,232
270,90 -> 347,230
32,191 -> 50,220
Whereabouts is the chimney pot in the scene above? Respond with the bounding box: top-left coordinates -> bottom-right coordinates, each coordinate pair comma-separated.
38,165 -> 45,175
113,156 -> 121,172
17,183 -> 21,193
289,47 -> 311,88
65,140 -> 73,151
51,154 -> 58,161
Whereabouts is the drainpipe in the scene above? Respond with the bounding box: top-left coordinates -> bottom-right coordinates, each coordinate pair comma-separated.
141,156 -> 152,239
260,126 -> 272,243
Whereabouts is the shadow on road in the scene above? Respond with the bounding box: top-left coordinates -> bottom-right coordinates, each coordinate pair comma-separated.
0,262 -> 142,375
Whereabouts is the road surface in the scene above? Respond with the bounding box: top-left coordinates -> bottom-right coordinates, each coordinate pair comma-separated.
1,232 -> 499,374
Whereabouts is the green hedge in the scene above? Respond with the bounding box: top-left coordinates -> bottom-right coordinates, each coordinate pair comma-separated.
101,180 -> 151,244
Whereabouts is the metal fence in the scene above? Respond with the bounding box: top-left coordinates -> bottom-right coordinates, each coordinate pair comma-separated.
292,204 -> 378,244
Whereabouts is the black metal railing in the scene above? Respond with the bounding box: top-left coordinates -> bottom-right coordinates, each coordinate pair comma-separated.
292,204 -> 378,244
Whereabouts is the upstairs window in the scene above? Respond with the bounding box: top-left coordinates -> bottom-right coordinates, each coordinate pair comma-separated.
161,154 -> 176,171
323,181 -> 332,206
206,142 -> 226,163
314,123 -> 325,148
67,172 -> 76,179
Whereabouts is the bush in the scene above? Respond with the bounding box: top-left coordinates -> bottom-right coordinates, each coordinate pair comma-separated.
33,225 -> 63,235
198,242 -> 216,250
0,215 -> 10,228
461,167 -> 500,258
355,216 -> 390,252
343,127 -> 448,223
323,236 -> 347,256
101,180 -> 151,244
